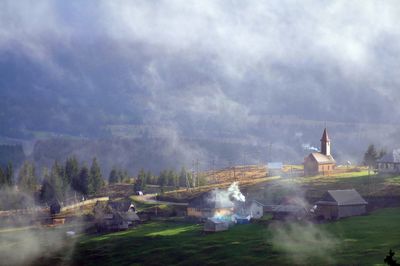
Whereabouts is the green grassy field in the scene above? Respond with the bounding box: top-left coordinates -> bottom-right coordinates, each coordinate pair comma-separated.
71,208 -> 400,266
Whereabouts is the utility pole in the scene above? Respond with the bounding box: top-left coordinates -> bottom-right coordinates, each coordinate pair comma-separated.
212,159 -> 217,184
185,171 -> 191,191
192,160 -> 196,188
196,159 -> 200,187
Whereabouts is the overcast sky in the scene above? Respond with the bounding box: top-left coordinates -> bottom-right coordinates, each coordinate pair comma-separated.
1,1 -> 400,135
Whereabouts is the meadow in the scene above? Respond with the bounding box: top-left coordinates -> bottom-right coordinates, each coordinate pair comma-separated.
70,207 -> 400,266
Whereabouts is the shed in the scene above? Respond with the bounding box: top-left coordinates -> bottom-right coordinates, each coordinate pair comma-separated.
203,218 -> 230,232
314,189 -> 367,220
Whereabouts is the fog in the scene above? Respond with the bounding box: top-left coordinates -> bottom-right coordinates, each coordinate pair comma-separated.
1,1 -> 400,171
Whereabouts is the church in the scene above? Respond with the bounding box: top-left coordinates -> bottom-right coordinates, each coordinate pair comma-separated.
304,128 -> 336,176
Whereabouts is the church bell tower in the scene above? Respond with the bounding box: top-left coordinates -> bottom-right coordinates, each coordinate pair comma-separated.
320,128 -> 331,156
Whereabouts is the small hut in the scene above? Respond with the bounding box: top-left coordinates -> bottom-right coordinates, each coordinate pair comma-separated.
204,218 -> 230,232
314,189 -> 367,220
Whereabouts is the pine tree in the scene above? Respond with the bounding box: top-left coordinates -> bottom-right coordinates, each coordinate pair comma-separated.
0,167 -> 5,188
145,171 -> 153,184
109,167 -> 119,184
78,165 -> 89,196
64,156 -> 79,192
88,157 -> 103,195
18,161 -> 37,194
49,161 -> 64,201
158,170 -> 167,193
40,168 -> 54,203
363,144 -> 378,167
136,168 -> 146,191
4,162 -> 13,186
179,167 -> 187,187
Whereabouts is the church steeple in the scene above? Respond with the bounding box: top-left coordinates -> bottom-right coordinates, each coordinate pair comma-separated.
320,128 -> 331,156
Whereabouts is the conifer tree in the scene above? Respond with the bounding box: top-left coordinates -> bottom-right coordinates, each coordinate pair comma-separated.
18,161 -> 37,195
78,164 -> 89,196
4,162 -> 13,186
0,167 -> 5,188
40,168 -> 54,203
65,156 -> 79,186
109,167 -> 119,184
49,161 -> 64,200
88,157 -> 103,195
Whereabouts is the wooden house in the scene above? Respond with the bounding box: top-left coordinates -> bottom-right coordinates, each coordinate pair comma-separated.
304,128 -> 336,176
95,200 -> 140,231
377,149 -> 400,175
314,189 -> 367,220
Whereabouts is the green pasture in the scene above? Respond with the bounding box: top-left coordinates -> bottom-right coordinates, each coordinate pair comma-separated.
71,208 -> 400,266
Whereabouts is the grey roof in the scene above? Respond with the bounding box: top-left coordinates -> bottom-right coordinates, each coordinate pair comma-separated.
378,149 -> 400,163
308,152 -> 336,164
317,189 -> 367,206
188,190 -> 235,209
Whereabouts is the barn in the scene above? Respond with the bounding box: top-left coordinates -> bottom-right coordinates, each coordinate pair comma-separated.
304,128 -> 336,176
314,189 -> 367,220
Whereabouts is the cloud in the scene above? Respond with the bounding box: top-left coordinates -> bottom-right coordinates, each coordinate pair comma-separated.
1,1 -> 400,164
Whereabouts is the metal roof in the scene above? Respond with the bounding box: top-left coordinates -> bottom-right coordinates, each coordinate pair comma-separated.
308,152 -> 336,164
378,149 -> 400,163
321,128 -> 330,142
317,189 -> 367,206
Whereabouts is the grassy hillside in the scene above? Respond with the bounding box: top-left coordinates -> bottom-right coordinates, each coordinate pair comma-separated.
71,208 -> 400,266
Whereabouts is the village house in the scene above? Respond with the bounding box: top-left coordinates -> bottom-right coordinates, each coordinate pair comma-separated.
313,189 -> 367,220
377,149 -> 400,175
304,128 -> 336,176
94,199 -> 140,231
187,190 -> 234,221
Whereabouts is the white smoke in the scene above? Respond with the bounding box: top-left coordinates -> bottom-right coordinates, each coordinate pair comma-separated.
302,143 -> 320,152
227,182 -> 245,202
207,181 -> 246,211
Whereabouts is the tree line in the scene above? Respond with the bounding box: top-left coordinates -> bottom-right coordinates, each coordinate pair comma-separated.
133,167 -> 207,193
0,157 -> 106,206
